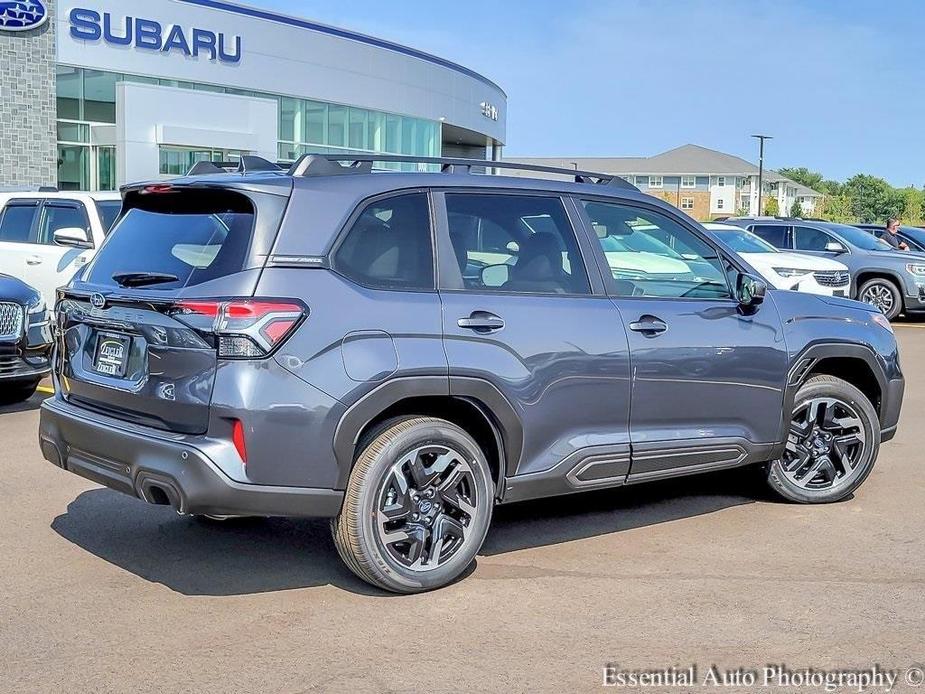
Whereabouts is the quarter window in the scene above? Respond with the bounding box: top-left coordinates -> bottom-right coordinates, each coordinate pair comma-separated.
648,176 -> 663,189
334,193 -> 434,290
582,200 -> 731,299
445,193 -> 590,295
681,176 -> 696,188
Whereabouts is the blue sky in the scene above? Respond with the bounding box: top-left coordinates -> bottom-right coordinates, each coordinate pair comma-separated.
248,0 -> 923,186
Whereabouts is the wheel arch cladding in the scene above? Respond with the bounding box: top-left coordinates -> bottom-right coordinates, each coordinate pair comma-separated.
332,377 -> 520,494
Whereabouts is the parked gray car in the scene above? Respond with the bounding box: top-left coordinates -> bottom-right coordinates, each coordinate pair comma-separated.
726,217 -> 925,320
39,156 -> 904,592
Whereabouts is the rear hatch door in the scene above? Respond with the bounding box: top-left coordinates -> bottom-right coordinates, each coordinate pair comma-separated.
57,181 -> 290,434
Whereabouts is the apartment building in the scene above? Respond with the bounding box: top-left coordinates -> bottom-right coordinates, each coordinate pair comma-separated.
508,144 -> 822,220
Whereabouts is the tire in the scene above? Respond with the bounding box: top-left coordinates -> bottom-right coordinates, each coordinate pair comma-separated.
332,416 -> 494,593
0,379 -> 40,405
857,277 -> 902,320
766,375 -> 880,504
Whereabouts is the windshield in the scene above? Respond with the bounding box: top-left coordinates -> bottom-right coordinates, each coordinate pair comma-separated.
711,228 -> 778,254
828,223 -> 893,251
95,200 -> 122,234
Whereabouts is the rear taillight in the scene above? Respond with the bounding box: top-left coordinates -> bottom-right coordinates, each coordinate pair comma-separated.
172,299 -> 305,358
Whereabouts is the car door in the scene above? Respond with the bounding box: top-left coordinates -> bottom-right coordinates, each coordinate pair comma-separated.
29,200 -> 96,303
747,223 -> 791,251
0,198 -> 42,289
578,199 -> 789,482
436,190 -> 632,497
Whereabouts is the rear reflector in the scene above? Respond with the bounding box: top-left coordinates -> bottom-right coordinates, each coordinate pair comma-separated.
172,299 -> 305,359
232,419 -> 247,464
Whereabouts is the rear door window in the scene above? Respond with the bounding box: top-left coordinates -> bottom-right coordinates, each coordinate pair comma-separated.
86,189 -> 256,289
445,193 -> 590,295
0,200 -> 41,243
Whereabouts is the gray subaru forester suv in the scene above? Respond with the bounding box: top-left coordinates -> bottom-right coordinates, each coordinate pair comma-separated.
39,155 -> 904,593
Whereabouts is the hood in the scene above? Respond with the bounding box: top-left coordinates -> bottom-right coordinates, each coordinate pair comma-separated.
604,252 -> 691,275
0,274 -> 40,305
743,252 -> 847,272
868,249 -> 925,262
816,294 -> 880,315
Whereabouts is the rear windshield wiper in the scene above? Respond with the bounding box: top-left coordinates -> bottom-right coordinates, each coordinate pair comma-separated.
111,271 -> 179,288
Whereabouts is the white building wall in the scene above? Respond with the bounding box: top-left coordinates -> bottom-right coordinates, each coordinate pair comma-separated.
709,175 -> 736,214
56,0 -> 506,145
115,82 -> 278,185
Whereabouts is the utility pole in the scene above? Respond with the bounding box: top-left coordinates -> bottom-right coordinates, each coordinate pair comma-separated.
751,134 -> 772,215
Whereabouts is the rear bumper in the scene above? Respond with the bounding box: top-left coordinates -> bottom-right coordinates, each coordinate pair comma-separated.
39,397 -> 344,518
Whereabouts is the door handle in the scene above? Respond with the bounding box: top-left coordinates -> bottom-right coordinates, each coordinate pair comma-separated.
26,255 -> 43,266
628,315 -> 668,335
457,311 -> 505,333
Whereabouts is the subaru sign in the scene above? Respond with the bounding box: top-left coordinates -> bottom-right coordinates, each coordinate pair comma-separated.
0,0 -> 48,32
69,8 -> 242,64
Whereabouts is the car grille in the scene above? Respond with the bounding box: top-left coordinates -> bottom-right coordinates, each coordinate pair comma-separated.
813,270 -> 850,287
0,356 -> 23,376
0,303 -> 24,340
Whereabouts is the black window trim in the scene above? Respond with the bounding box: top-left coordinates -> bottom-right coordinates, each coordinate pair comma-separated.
573,195 -> 742,303
327,187 -> 438,294
432,187 -> 603,299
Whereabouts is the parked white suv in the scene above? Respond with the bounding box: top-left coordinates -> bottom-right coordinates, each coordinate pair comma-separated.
0,191 -> 122,305
703,223 -> 850,296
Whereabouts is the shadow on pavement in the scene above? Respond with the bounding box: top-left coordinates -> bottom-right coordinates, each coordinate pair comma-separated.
0,391 -> 49,415
51,467 -> 760,597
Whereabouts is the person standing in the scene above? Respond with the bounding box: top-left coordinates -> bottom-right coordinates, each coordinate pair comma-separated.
881,218 -> 909,250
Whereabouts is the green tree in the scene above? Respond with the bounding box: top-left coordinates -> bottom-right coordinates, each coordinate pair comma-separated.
842,174 -> 904,223
818,194 -> 855,223
898,186 -> 925,226
764,197 -> 780,216
821,180 -> 843,196
779,167 -> 824,192
790,200 -> 804,218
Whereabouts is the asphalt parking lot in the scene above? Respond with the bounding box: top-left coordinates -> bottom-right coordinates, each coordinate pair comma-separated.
2,329 -> 923,693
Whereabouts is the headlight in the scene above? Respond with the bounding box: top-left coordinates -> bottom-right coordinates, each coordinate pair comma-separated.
27,295 -> 46,315
772,267 -> 812,278
906,263 -> 925,276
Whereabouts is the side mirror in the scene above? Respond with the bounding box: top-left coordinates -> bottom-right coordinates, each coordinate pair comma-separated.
505,241 -> 520,254
53,227 -> 92,249
824,241 -> 846,253
481,263 -> 510,288
736,272 -> 767,310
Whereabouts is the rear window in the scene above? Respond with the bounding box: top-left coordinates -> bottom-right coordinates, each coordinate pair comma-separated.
87,189 -> 255,289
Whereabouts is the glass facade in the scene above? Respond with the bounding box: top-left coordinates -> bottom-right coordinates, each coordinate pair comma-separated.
55,66 -> 443,189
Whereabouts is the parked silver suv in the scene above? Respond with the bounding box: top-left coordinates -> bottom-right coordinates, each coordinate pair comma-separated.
39,156 -> 904,592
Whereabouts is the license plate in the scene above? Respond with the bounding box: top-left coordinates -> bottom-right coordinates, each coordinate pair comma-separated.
93,333 -> 131,377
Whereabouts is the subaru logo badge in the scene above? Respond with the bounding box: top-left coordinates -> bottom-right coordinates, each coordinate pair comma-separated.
0,1 -> 49,32
90,293 -> 107,310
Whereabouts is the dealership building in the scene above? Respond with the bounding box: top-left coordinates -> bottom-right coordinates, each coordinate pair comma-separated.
0,0 -> 507,191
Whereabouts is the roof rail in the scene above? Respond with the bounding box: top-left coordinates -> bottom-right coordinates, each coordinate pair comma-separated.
286,153 -> 638,190
186,155 -> 284,177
